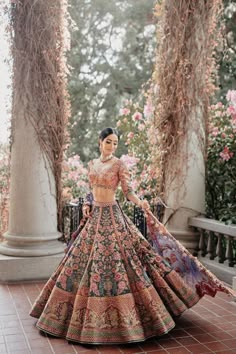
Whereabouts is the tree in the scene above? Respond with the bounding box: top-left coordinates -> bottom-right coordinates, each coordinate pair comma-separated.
67,0 -> 156,161
217,0 -> 236,99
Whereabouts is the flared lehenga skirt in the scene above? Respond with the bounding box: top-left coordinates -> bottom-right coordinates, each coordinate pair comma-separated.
30,201 -> 233,344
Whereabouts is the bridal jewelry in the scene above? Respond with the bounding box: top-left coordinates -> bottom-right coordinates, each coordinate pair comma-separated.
100,154 -> 113,163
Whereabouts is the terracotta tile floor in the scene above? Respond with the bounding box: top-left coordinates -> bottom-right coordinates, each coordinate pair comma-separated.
0,282 -> 236,354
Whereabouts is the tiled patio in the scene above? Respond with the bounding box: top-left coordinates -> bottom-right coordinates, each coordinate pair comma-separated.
0,282 -> 236,354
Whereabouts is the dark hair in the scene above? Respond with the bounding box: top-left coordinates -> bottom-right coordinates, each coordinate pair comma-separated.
99,127 -> 119,141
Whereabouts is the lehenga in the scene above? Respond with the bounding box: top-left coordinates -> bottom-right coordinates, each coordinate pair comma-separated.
30,157 -> 235,344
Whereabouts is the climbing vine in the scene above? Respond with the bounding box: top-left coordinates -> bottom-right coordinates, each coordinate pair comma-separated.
151,0 -> 224,200
10,0 -> 70,229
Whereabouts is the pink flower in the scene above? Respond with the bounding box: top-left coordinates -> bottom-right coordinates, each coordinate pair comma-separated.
123,118 -> 128,123
221,132 -> 226,139
138,123 -> 146,131
119,108 -> 130,116
136,267 -> 143,276
226,90 -> 236,104
211,127 -> 219,137
227,105 -> 236,117
120,154 -> 139,168
76,180 -> 87,187
116,120 -> 121,127
118,281 -> 126,291
68,155 -> 81,168
127,132 -> 134,139
65,267 -> 73,276
115,273 -> 122,281
91,274 -> 101,282
220,147 -> 234,161
144,102 -> 154,118
132,111 -> 142,121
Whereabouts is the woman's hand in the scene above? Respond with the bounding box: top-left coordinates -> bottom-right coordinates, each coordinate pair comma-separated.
82,205 -> 90,218
139,199 -> 150,211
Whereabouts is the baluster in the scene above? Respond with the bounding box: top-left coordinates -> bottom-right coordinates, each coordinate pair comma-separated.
69,205 -> 74,235
216,233 -> 226,264
198,228 -> 207,256
226,236 -> 234,267
207,231 -> 216,260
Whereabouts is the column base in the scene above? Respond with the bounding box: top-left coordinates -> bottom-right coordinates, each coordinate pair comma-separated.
0,231 -> 64,257
0,253 -> 64,283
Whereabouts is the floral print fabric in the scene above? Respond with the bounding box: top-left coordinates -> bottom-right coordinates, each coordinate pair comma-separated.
30,201 -> 233,344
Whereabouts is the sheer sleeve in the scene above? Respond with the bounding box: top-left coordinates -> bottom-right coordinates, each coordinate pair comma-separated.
118,160 -> 135,199
84,161 -> 93,206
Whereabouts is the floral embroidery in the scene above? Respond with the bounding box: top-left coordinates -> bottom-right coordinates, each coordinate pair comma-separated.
30,201 -> 234,345
88,157 -> 135,197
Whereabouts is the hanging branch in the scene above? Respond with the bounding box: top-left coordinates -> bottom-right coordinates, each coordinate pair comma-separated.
151,0 -> 223,199
10,0 -> 71,230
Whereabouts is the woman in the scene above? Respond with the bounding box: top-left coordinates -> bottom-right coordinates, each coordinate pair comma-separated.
30,127 -> 235,344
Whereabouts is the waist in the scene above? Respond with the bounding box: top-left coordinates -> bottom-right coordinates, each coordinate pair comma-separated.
92,186 -> 116,202
93,200 -> 118,207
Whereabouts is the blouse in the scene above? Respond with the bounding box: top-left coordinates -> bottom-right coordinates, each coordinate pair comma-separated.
86,157 -> 134,201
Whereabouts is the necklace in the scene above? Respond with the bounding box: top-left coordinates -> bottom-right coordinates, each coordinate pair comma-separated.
100,154 -> 113,163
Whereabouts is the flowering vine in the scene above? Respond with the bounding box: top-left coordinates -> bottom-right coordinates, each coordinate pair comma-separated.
61,155 -> 90,204
116,82 -> 160,206
206,90 -> 236,223
151,0 -> 224,201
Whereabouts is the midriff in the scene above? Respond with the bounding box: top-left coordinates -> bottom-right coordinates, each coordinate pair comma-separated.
92,186 -> 116,202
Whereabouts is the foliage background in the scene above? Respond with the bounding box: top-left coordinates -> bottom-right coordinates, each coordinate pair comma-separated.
67,0 -> 157,162
206,91 -> 236,224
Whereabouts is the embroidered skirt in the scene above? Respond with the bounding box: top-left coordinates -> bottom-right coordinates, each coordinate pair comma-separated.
30,201 -> 232,344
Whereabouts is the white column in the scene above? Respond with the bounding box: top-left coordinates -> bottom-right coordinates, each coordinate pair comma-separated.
0,112 -> 64,257
163,113 -> 205,254
0,111 -> 64,282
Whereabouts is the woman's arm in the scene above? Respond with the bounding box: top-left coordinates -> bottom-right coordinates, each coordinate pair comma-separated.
127,193 -> 150,210
119,160 -> 150,211
82,161 -> 94,217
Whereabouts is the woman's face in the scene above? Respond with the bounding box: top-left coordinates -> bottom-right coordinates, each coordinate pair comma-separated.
100,134 -> 118,155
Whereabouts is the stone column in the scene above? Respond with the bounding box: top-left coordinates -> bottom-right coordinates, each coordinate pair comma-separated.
0,116 -> 64,257
163,114 -> 205,254
0,113 -> 64,282
0,0 -> 67,282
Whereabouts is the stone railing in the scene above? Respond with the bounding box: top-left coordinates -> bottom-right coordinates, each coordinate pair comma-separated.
189,217 -> 236,268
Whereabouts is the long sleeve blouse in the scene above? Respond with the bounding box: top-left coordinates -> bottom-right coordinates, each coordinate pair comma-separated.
87,157 -> 134,200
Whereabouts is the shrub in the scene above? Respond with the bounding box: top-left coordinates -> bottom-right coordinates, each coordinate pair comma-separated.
206,90 -> 236,224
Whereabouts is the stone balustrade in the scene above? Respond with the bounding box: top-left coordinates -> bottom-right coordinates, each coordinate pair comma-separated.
189,216 -> 236,289
189,217 -> 236,267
